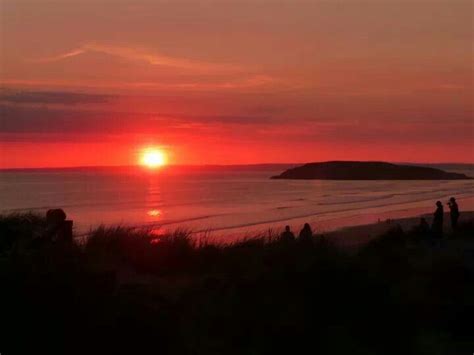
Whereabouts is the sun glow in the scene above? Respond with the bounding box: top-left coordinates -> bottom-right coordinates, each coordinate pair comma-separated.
140,149 -> 167,168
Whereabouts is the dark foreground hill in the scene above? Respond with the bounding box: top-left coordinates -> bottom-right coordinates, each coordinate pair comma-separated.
2,212 -> 474,354
271,161 -> 472,180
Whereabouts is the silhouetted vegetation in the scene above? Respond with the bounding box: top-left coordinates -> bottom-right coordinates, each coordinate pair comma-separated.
1,213 -> 474,354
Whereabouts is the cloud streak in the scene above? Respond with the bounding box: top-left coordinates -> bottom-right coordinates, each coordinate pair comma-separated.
0,104 -> 280,135
0,75 -> 279,92
0,90 -> 114,105
34,43 -> 241,72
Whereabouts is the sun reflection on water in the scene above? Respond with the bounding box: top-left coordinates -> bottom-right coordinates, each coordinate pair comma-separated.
147,209 -> 162,218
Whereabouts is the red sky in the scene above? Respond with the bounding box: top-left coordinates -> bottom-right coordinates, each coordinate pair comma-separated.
1,0 -> 473,168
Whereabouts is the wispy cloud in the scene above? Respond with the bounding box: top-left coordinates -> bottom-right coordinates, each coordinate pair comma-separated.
0,75 -> 279,92
43,48 -> 87,62
0,90 -> 114,105
123,75 -> 277,90
0,103 -> 280,136
34,43 -> 240,72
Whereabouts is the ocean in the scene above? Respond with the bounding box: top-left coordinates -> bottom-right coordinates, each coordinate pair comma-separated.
1,164 -> 473,237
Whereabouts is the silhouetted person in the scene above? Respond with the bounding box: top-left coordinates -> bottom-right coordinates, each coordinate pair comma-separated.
280,225 -> 295,242
45,209 -> 72,242
447,197 -> 460,230
432,201 -> 444,238
46,208 -> 66,225
298,223 -> 313,243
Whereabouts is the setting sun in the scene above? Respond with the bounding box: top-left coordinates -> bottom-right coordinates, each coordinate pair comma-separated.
140,149 -> 167,168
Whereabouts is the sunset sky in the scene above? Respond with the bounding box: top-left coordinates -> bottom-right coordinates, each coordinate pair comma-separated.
1,0 -> 472,168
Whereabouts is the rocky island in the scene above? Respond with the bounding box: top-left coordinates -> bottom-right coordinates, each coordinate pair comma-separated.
271,161 -> 472,180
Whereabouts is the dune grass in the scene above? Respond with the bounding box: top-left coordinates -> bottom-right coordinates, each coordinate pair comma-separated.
1,212 -> 474,354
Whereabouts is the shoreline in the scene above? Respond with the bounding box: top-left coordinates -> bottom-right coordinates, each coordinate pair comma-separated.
69,210 -> 474,248
64,195 -> 474,245
8,197 -> 474,247
186,196 -> 474,243
324,211 -> 474,249
195,210 -> 474,246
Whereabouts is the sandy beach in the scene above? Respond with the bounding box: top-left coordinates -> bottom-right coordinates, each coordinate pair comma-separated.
325,210 -> 474,249
194,196 -> 474,245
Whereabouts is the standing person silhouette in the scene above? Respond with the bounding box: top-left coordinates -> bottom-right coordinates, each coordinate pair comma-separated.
298,223 -> 313,243
447,197 -> 460,230
280,225 -> 295,242
432,201 -> 444,238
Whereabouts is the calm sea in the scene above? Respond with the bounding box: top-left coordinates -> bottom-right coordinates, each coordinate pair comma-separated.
1,164 -> 473,236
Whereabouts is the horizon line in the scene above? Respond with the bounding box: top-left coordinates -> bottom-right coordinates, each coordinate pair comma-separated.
1,160 -> 474,172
